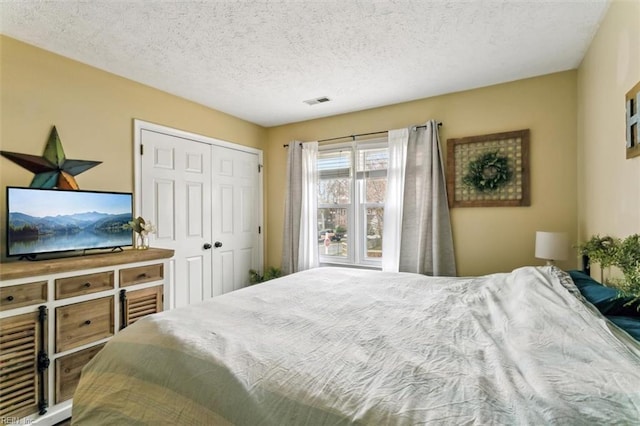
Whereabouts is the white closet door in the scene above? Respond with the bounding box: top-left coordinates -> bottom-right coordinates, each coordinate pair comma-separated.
138,122 -> 263,308
211,146 -> 260,295
140,129 -> 212,308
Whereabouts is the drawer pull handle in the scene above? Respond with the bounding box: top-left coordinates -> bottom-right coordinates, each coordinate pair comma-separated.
6,295 -> 14,301
84,282 -> 92,288
137,273 -> 148,279
84,320 -> 92,325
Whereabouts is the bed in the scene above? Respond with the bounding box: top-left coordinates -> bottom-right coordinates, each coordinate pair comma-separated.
71,266 -> 640,425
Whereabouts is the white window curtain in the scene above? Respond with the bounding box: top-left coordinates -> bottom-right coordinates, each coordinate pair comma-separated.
281,141 -> 319,275
298,142 -> 319,271
381,128 -> 408,272
382,120 -> 456,276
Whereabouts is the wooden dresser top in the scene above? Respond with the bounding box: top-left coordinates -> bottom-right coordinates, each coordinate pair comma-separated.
0,248 -> 174,281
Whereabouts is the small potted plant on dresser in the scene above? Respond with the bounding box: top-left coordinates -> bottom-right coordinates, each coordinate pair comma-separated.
127,216 -> 156,250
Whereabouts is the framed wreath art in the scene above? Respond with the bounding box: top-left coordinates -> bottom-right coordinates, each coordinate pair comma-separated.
446,129 -> 530,208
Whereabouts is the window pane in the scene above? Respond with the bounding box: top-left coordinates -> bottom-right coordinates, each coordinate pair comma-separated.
358,148 -> 388,172
318,151 -> 351,204
358,148 -> 387,203
319,151 -> 351,178
365,177 -> 386,203
318,178 -> 350,204
365,207 -> 383,258
317,208 -> 348,258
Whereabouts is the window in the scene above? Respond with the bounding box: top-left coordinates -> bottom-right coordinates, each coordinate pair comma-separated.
317,139 -> 388,267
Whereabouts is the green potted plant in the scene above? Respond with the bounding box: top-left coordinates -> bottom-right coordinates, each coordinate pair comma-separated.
578,234 -> 640,307
248,266 -> 282,285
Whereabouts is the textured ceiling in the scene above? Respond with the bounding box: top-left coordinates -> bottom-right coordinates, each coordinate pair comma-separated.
1,1 -> 609,127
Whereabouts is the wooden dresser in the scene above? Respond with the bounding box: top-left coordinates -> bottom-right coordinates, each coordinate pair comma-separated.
0,248 -> 174,425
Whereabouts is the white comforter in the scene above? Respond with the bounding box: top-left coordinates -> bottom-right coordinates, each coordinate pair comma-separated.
72,266 -> 640,425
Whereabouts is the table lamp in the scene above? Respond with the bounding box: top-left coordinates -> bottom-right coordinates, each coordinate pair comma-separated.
535,231 -> 569,266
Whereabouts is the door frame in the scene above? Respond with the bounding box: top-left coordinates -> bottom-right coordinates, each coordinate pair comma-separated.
133,119 -> 264,297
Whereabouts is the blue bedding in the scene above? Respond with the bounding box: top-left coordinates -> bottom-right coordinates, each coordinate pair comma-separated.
608,316 -> 640,341
569,270 -> 640,341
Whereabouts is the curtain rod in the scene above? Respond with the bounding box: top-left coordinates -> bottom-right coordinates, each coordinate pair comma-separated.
283,122 -> 442,147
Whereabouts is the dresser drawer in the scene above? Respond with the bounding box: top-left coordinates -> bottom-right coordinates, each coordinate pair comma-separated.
0,281 -> 47,311
55,343 -> 105,403
119,263 -> 163,287
55,271 -> 114,300
56,297 -> 114,353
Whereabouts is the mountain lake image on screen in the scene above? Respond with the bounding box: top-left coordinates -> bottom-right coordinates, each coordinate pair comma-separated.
6,187 -> 134,257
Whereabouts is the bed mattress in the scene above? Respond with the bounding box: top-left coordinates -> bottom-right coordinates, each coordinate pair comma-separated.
72,266 -> 640,425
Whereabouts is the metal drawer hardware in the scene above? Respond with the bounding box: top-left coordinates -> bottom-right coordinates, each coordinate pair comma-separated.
84,282 -> 91,288
119,290 -> 127,330
84,320 -> 92,325
6,295 -> 14,301
37,306 -> 49,415
136,273 -> 148,279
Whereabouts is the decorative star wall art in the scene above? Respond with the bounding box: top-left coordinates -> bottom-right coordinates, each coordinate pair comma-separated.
1,126 -> 102,189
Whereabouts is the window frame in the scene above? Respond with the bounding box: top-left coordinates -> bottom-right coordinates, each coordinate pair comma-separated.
317,138 -> 388,268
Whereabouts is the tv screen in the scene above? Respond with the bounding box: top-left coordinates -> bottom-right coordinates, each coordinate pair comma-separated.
6,187 -> 134,258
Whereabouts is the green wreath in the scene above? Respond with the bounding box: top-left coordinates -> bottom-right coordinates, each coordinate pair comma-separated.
462,151 -> 513,193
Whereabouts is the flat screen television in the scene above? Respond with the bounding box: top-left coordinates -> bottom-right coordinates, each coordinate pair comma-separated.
6,186 -> 134,259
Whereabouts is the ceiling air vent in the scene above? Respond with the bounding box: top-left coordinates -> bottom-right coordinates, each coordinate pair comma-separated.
303,96 -> 331,106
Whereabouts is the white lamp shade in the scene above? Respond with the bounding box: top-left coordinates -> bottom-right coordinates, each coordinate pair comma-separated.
535,231 -> 569,262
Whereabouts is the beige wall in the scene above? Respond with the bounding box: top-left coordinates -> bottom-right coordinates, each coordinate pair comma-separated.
577,0 -> 640,245
265,71 -> 578,276
10,15 -> 633,277
0,36 -> 266,191
0,36 -> 266,259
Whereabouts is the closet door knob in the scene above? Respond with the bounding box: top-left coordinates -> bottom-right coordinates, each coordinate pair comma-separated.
214,241 -> 223,248
203,243 -> 212,250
